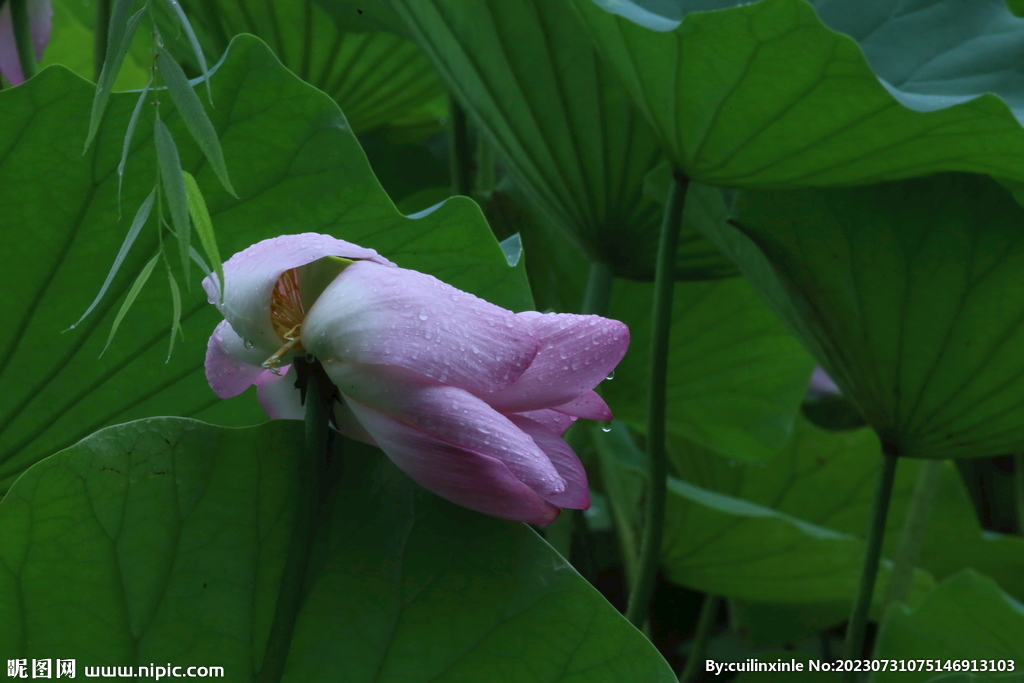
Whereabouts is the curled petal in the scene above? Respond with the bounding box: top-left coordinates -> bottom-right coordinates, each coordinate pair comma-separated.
304,262 -> 540,393
550,391 -> 612,421
323,361 -> 564,496
255,365 -> 377,445
202,233 -> 393,351
514,409 -> 578,436
205,320 -> 265,398
480,312 -> 628,412
508,415 -> 589,510
343,396 -> 561,525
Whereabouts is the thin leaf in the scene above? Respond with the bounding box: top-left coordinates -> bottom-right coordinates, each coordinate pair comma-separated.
164,260 -> 183,362
181,170 -> 223,301
100,252 -> 159,357
163,0 -> 212,103
117,78 -> 152,212
156,49 -> 235,196
65,188 -> 155,331
85,3 -> 146,151
153,116 -> 192,285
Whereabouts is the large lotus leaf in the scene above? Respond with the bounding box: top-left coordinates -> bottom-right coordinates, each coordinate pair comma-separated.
387,0 -> 736,281
178,0 -> 445,135
604,270 -> 815,461
592,423 -> 934,608
705,173 -> 1024,460
571,0 -> 1024,189
0,418 -> 675,681
673,417 -> 1024,603
0,35 -> 532,496
873,571 -> 1024,683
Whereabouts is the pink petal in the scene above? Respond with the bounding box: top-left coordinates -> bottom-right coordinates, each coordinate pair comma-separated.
343,395 -> 561,524
0,0 -> 51,85
479,311 -> 629,413
205,320 -> 266,398
255,365 -> 377,445
29,0 -> 51,63
323,361 -> 564,497
508,415 -> 590,510
203,233 -> 393,352
304,261 -> 540,393
550,391 -> 612,421
808,366 -> 842,399
514,409 -> 578,436
0,4 -> 23,85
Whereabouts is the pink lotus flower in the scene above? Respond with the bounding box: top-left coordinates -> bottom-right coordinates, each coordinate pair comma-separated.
0,0 -> 52,85
203,234 -> 629,525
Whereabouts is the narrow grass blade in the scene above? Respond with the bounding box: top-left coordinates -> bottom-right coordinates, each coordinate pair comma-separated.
164,259 -> 184,361
85,2 -> 145,151
117,78 -> 152,212
153,117 -> 192,285
100,252 -> 159,357
163,0 -> 212,103
66,188 -> 155,331
156,49 -> 235,196
181,170 -> 223,302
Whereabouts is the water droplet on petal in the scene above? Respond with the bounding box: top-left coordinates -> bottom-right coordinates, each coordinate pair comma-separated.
606,370 -> 615,381
244,340 -> 254,349
600,422 -> 612,433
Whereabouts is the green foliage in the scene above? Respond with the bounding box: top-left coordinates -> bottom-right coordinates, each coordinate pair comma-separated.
0,419 -> 675,681
388,0 -> 736,281
874,571 -> 1024,682
703,173 -> 1024,460
571,0 -> 1024,189
605,273 -> 815,461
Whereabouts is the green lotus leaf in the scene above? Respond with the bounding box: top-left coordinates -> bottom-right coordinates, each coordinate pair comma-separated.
572,0 -> 1024,189
874,571 -> 1024,683
388,0 -> 736,281
605,270 -> 815,461
704,173 -> 1024,460
179,0 -> 445,134
0,418 -> 675,681
0,35 -> 530,496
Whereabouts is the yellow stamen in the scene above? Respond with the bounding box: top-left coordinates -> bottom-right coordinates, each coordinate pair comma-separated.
264,268 -> 306,369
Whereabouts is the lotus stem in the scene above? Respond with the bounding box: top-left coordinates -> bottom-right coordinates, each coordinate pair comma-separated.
842,449 -> 899,677
625,169 -> 688,629
884,459 -> 944,609
679,595 -> 721,683
448,95 -> 472,197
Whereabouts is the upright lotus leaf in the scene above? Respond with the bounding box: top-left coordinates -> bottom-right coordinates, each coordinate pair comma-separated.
592,422 -> 934,606
605,272 -> 815,461
707,173 -> 1024,460
178,0 -> 445,134
0,419 -> 676,681
571,0 -> 1024,189
388,0 -> 735,281
0,35 -> 531,496
873,571 -> 1024,683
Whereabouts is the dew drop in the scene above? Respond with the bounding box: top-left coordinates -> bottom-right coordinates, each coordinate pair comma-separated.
600,422 -> 612,433
605,370 -> 615,381
243,340 -> 254,349
418,312 -> 429,321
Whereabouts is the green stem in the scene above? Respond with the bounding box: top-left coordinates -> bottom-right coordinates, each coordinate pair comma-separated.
1016,454 -> 1024,537
842,450 -> 899,676
257,365 -> 331,683
624,170 -> 688,629
544,499 -> 575,560
448,95 -> 472,197
884,459 -> 944,609
581,260 -> 613,317
9,0 -> 36,82
475,137 -> 495,198
679,595 -> 721,683
94,0 -> 111,83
